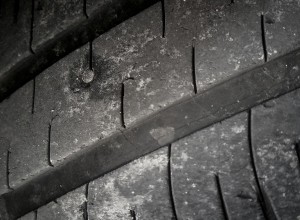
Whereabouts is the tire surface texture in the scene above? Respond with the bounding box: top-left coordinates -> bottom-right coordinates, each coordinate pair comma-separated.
0,0 -> 300,219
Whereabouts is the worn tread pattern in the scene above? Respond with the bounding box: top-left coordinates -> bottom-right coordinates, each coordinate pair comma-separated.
0,47 -> 299,219
0,0 -> 300,219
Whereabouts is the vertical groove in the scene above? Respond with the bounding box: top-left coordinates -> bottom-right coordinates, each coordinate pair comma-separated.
6,150 -> 12,190
168,144 -> 178,220
13,0 -> 20,24
120,78 -> 134,129
29,0 -> 35,54
47,118 -> 55,167
34,210 -> 37,220
31,78 -> 36,114
89,41 -> 93,70
130,210 -> 136,220
295,142 -> 300,166
215,174 -> 230,220
261,14 -> 268,62
83,183 -> 89,220
121,82 -> 126,128
192,41 -> 197,94
248,110 -> 278,220
83,0 -> 88,19
161,0 -> 166,38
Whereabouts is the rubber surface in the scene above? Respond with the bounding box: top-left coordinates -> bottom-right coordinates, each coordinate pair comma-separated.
0,0 -> 300,219
1,47 -> 300,219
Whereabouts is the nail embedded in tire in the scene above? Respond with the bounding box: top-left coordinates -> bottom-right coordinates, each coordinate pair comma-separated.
82,69 -> 95,84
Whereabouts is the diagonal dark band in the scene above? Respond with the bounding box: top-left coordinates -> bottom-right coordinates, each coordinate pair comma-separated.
1,48 -> 300,219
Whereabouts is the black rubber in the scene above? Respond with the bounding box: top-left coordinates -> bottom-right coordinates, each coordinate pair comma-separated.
1,1 -> 300,219
0,47 -> 299,219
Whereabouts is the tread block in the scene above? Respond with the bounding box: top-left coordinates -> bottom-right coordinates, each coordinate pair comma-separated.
0,81 -> 48,189
264,0 -> 300,60
251,88 -> 300,219
37,186 -> 86,220
88,147 -> 174,220
1,36 -> 300,219
32,0 -> 85,51
194,0 -> 264,91
17,212 -> 35,220
0,0 -> 32,81
92,3 -> 193,127
35,43 -> 121,164
171,113 -> 263,219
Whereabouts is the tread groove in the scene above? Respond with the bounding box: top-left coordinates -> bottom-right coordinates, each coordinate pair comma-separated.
83,183 -> 89,220
34,210 -> 37,220
6,150 -> 12,190
192,41 -> 197,94
261,14 -> 268,62
248,110 -> 279,220
168,144 -> 178,220
215,174 -> 230,220
47,123 -> 53,167
47,115 -> 57,167
121,82 -> 126,128
121,77 -> 134,128
161,0 -> 166,38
